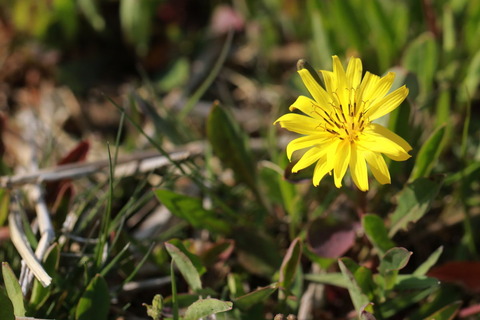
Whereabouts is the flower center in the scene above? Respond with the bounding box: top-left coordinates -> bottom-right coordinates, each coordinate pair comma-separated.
317,100 -> 367,142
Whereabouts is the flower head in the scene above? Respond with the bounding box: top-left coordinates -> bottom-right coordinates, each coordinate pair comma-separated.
274,56 -> 412,191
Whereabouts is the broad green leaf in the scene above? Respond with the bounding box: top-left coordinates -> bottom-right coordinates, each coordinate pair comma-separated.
304,272 -> 348,288
279,238 -> 302,294
414,246 -> 443,276
424,301 -> 461,320
379,247 -> 412,275
184,298 -> 232,320
154,189 -> 230,234
403,32 -> 438,105
207,102 -> 258,194
234,284 -> 278,311
379,286 -> 438,318
2,262 -> 25,317
30,243 -> 60,309
362,214 -> 395,256
144,294 -> 163,320
75,274 -> 110,320
165,242 -> 202,292
409,125 -> 446,181
394,275 -> 440,290
0,287 -> 14,320
340,258 -> 375,301
338,258 -> 370,316
389,176 -> 444,237
167,239 -> 206,276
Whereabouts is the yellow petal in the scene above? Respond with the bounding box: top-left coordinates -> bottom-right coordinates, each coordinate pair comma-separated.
374,72 -> 395,98
320,70 -> 335,94
286,133 -> 331,160
332,55 -> 349,111
357,72 -> 380,105
312,141 -> 338,186
297,69 -> 331,108
333,140 -> 351,188
274,113 -> 321,135
364,151 -> 391,185
350,147 -> 369,191
358,131 -> 411,161
312,157 -> 330,186
346,57 -> 363,90
291,147 -> 323,173
367,123 -> 412,152
365,86 -> 409,120
289,96 -> 328,118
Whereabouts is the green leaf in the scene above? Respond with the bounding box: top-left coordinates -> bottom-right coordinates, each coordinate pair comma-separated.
409,125 -> 446,181
2,262 -> 25,317
157,58 -> 189,92
304,272 -> 348,288
207,102 -> 257,194
279,238 -> 302,294
362,214 -> 395,256
0,287 -> 14,320
379,247 -> 412,274
167,239 -> 206,276
75,274 -> 110,320
234,283 -> 278,311
414,246 -> 443,276
184,298 -> 232,320
424,301 -> 461,320
338,258 -> 370,316
394,275 -> 440,290
78,0 -> 105,31
120,0 -> 153,56
379,286 -> 438,318
154,189 -> 231,234
459,49 -> 480,102
389,176 -> 444,237
30,243 -> 60,309
165,242 -> 202,292
403,32 -> 438,105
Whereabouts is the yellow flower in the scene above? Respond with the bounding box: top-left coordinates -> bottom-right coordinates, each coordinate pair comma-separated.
274,56 -> 412,191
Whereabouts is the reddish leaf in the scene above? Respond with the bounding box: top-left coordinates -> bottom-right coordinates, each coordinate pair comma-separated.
428,261 -> 480,292
200,240 -> 235,267
307,218 -> 358,258
46,140 -> 89,205
57,140 -> 90,165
